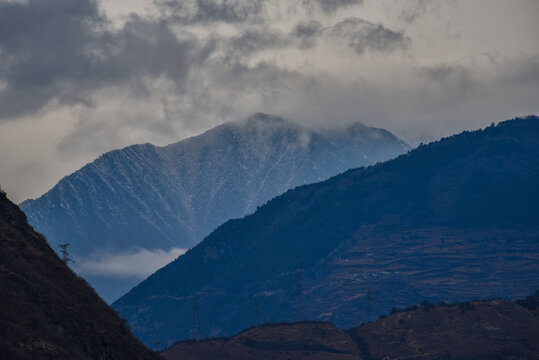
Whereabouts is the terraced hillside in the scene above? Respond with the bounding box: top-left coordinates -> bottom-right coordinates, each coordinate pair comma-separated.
162,296 -> 539,360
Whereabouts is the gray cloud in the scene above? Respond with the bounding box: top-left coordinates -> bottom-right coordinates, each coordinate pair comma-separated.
0,0 -> 407,123
111,16 -> 203,87
400,0 -> 434,23
418,64 -> 475,98
158,0 -> 363,24
290,17 -> 408,54
228,28 -> 291,56
0,0 -> 201,121
306,0 -> 364,14
328,17 -> 409,54
293,20 -> 323,48
215,60 -> 315,94
157,0 -> 264,24
499,55 -> 539,88
399,0 -> 458,24
0,0 -> 105,119
227,16 -> 409,58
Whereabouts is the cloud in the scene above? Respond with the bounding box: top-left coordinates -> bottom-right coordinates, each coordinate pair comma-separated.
417,63 -> 475,100
157,0 -> 264,24
327,17 -> 409,54
0,0 -> 105,119
499,55 -> 539,88
0,0 -> 407,123
398,0 -> 458,24
228,28 -> 291,56
76,247 -> 187,279
0,0 -> 201,121
399,0 -> 434,23
290,17 -> 409,54
157,0 -> 363,25
292,20 -> 323,48
306,0 -> 364,14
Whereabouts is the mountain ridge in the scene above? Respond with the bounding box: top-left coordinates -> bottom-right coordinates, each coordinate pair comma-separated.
21,113 -> 409,252
113,115 -> 539,347
20,113 -> 409,301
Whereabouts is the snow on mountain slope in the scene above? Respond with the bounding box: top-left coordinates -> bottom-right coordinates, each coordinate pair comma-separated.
20,113 -> 409,301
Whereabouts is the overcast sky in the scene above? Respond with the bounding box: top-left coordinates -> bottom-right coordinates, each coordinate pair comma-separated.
0,0 -> 538,202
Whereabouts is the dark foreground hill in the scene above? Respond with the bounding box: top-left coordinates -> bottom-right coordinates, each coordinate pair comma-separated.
162,296 -> 539,360
0,191 -> 159,360
114,116 -> 539,347
20,113 -> 408,302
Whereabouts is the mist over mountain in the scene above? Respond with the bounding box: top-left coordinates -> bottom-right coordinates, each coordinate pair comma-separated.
113,116 -> 539,347
20,113 -> 409,302
0,191 -> 158,360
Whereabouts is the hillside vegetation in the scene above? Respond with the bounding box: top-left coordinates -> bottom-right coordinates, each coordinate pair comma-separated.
114,116 -> 539,346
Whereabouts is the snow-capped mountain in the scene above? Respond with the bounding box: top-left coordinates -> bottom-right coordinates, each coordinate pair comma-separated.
20,113 -> 409,301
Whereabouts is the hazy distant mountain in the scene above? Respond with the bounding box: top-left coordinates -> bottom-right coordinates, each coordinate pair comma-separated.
0,192 -> 157,360
161,295 -> 539,360
113,116 -> 539,347
20,113 -> 409,301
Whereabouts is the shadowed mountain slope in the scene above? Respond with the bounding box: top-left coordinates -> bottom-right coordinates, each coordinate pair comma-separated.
0,191 -> 159,360
114,116 -> 539,347
163,322 -> 362,360
161,296 -> 539,360
20,113 -> 408,301
351,296 -> 539,360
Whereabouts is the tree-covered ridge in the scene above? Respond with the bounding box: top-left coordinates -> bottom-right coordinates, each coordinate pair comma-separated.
114,116 -> 539,346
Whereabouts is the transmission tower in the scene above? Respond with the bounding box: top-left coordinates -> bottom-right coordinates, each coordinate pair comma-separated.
57,243 -> 74,265
191,296 -> 202,340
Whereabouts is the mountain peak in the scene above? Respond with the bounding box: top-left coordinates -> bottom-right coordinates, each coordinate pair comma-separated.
20,113 -> 409,302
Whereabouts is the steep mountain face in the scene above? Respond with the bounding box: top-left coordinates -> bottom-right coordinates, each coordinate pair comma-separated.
0,191 -> 158,360
20,113 -> 408,301
161,296 -> 539,360
113,116 -> 539,347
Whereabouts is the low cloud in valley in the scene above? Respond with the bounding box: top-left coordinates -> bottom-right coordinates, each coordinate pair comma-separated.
76,247 -> 187,279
